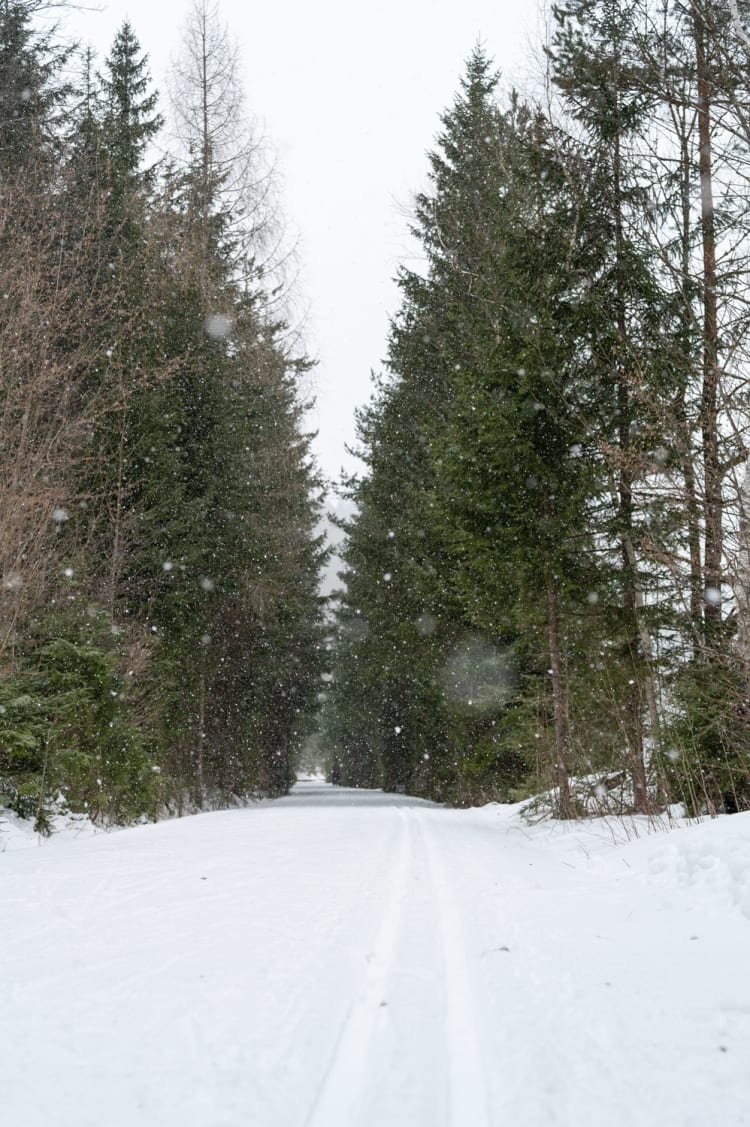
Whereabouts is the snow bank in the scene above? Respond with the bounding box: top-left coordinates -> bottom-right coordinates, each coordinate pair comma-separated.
471,796 -> 750,914
0,804 -> 103,852
644,814 -> 750,920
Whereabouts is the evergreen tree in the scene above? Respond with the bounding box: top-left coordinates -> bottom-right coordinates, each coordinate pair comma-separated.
326,365 -> 462,797
327,47 -> 670,812
326,53 -> 546,804
99,20 -> 162,202
0,0 -> 69,178
433,110 -> 602,814
146,1 -> 326,801
548,0 -> 678,810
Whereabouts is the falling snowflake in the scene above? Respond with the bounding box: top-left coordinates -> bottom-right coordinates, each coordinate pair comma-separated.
206,314 -> 231,340
416,613 -> 437,636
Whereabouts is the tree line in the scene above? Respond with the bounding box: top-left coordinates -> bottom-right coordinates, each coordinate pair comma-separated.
0,0 -> 326,829
323,0 -> 750,817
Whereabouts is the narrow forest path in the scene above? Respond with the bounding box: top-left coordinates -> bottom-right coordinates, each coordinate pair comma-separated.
2,781 -> 749,1126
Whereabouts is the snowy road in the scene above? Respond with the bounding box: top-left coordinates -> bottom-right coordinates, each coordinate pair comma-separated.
2,782 -> 750,1126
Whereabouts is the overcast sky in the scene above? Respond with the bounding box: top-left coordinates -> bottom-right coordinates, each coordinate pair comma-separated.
62,0 -> 543,485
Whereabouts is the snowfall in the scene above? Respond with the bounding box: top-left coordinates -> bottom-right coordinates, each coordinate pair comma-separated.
1,781 -> 750,1127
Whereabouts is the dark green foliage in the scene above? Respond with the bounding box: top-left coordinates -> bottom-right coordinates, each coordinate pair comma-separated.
0,679 -> 50,822
0,604 -> 161,828
661,657 -> 750,816
0,0 -> 70,176
324,53 -> 549,804
99,20 -> 162,200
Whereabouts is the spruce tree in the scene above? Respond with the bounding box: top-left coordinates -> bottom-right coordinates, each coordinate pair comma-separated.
0,0 -> 69,178
326,53 -> 544,803
146,1 -> 326,801
327,365 -> 461,796
99,20 -> 162,202
548,0 -> 672,810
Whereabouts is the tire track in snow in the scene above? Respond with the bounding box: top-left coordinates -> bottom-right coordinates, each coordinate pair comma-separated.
413,810 -> 492,1127
304,806 -> 414,1127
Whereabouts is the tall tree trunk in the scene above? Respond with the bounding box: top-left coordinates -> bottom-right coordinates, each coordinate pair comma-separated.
677,108 -> 705,649
612,98 -> 649,812
196,670 -> 206,809
108,388 -> 128,614
547,578 -> 573,819
735,459 -> 750,659
693,0 -> 723,639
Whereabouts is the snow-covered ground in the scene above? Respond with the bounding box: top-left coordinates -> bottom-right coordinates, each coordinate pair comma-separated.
1,782 -> 749,1126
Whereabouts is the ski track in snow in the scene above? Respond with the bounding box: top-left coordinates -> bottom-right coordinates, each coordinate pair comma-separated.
2,782 -> 750,1126
307,808 -> 492,1127
305,807 -> 414,1126
413,810 -> 491,1127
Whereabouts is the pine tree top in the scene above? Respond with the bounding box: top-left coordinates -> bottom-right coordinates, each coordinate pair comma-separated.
100,19 -> 163,187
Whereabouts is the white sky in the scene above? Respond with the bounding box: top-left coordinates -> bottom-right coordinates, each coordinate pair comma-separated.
62,0 -> 543,485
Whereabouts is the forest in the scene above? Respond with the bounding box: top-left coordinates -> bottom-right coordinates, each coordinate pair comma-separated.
322,0 -> 750,818
4,0 -> 750,829
0,0 -> 326,828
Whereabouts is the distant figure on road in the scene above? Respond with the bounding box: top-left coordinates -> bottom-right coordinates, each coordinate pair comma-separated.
330,759 -> 341,786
